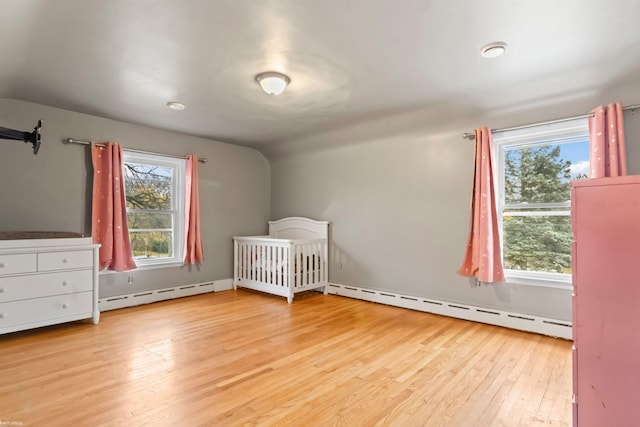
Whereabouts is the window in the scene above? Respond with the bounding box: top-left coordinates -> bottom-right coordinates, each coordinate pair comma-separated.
494,118 -> 589,285
123,151 -> 185,267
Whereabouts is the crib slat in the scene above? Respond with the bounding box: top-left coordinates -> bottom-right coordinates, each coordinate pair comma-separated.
271,245 -> 275,287
318,242 -> 322,283
255,244 -> 259,282
279,245 -> 282,287
282,246 -> 286,288
254,244 -> 258,282
323,241 -> 327,283
322,242 -> 326,282
251,244 -> 256,281
245,243 -> 249,280
294,245 -> 298,290
267,245 -> 272,285
278,246 -> 281,286
313,243 -> 318,284
303,244 -> 308,286
237,242 -> 241,280
320,242 -> 324,283
293,245 -> 297,288
275,245 -> 279,286
296,245 -> 301,288
304,244 -> 308,286
240,243 -> 245,280
286,246 -> 292,289
272,245 -> 277,287
264,245 -> 268,283
303,244 -> 309,287
239,243 -> 242,280
313,243 -> 317,284
317,242 -> 322,283
244,244 -> 251,279
243,243 -> 247,280
261,244 -> 265,283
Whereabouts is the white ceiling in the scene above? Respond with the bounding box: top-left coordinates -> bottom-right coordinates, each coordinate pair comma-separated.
1,0 -> 640,148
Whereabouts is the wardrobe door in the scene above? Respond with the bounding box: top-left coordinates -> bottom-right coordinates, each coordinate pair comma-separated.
572,176 -> 640,427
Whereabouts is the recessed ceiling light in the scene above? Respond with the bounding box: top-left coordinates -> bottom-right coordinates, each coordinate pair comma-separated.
166,101 -> 186,111
255,71 -> 291,95
480,42 -> 508,58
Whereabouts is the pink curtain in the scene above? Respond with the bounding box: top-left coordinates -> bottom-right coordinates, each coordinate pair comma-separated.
184,155 -> 204,264
589,102 -> 627,178
458,127 -> 505,283
91,142 -> 136,271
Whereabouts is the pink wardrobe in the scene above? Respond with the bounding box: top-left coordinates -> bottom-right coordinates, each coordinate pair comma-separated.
571,175 -> 640,426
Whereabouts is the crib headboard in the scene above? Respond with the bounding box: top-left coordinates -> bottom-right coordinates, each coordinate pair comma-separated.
268,217 -> 329,240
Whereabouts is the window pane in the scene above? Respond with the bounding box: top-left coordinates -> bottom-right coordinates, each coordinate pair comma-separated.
129,231 -> 173,260
560,140 -> 590,181
122,151 -> 185,266
127,212 -> 172,230
504,139 -> 589,204
503,214 -> 572,274
124,162 -> 173,210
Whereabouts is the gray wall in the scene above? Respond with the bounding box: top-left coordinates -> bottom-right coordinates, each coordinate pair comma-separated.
4,97 -> 639,320
268,105 -> 640,322
0,99 -> 270,298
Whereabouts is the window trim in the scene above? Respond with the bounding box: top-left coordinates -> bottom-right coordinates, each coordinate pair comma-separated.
493,118 -> 589,288
122,151 -> 185,269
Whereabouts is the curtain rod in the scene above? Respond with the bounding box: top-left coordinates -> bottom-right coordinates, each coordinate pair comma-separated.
64,138 -> 208,163
461,103 -> 640,140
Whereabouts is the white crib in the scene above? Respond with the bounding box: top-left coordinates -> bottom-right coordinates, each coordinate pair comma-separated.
233,217 -> 329,303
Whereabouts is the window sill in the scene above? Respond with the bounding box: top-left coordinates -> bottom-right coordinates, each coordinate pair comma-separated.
503,273 -> 573,290
99,260 -> 184,275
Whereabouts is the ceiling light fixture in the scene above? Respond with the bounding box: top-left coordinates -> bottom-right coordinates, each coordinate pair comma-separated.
255,71 -> 291,95
166,101 -> 186,111
480,42 -> 508,58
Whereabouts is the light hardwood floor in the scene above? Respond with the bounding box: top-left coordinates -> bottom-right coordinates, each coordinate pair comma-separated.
0,290 -> 572,426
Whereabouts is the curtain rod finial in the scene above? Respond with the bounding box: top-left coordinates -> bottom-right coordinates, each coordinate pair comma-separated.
462,132 -> 476,140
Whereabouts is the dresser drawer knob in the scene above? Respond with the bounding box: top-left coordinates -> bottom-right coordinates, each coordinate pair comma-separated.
0,313 -> 5,318
0,288 -> 4,293
62,304 -> 68,309
62,259 -> 68,264
62,281 -> 68,286
0,263 -> 4,268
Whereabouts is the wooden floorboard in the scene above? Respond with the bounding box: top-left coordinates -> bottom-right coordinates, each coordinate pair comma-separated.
0,289 -> 572,426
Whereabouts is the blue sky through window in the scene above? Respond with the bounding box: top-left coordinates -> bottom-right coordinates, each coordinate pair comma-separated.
558,139 -> 590,179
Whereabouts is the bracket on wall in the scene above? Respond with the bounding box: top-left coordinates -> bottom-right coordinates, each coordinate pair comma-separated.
0,119 -> 43,155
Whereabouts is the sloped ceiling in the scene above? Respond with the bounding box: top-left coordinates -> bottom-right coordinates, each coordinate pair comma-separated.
1,0 -> 640,148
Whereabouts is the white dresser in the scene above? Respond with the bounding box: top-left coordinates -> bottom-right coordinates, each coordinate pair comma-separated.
0,236 -> 100,334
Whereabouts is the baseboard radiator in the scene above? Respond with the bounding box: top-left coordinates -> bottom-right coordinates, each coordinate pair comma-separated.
98,279 -> 233,312
326,283 -> 572,340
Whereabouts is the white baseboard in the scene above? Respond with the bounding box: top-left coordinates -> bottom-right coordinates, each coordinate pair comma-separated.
326,283 -> 572,340
213,278 -> 233,292
98,278 -> 233,312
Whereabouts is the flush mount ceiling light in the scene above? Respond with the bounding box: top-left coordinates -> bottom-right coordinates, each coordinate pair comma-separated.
480,41 -> 508,58
255,71 -> 291,95
166,101 -> 186,111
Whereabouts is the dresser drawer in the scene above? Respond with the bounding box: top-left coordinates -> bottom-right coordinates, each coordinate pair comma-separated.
38,250 -> 93,271
0,253 -> 37,276
0,270 -> 93,303
0,292 -> 93,329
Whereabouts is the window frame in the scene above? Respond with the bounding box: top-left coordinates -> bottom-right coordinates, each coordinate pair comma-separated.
122,151 -> 185,269
493,119 -> 589,288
